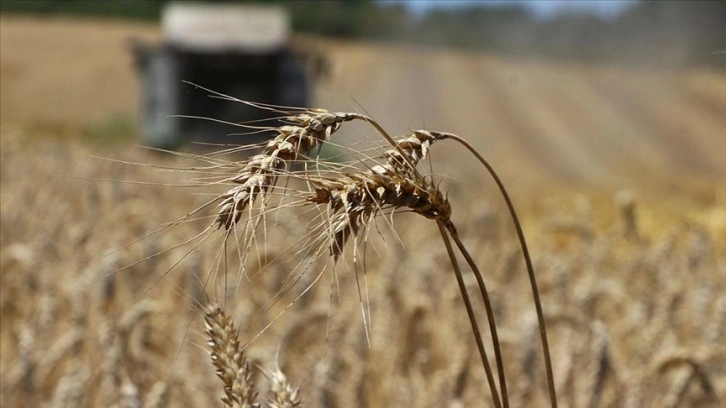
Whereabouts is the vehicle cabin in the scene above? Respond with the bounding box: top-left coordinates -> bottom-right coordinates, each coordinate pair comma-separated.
132,3 -> 310,150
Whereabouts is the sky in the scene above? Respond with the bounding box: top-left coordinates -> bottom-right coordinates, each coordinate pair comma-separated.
382,0 -> 640,20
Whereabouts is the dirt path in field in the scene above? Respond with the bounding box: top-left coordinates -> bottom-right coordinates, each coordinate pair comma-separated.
2,15 -> 725,188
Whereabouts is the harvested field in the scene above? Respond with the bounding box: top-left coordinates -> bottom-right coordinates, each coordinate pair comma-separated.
1,16 -> 725,407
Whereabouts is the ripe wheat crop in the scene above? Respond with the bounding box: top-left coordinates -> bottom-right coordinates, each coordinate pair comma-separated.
1,96 -> 724,407
161,96 -> 558,408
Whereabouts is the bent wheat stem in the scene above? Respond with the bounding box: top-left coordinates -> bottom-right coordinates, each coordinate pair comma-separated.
437,220 -> 502,408
193,103 -> 553,408
443,219 -> 509,408
435,131 -> 557,408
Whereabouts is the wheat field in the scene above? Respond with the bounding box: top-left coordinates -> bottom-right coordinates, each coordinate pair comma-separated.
1,16 -> 725,407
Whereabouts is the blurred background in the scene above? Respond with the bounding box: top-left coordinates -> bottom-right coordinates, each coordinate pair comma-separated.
2,0 -> 725,188
1,1 -> 725,406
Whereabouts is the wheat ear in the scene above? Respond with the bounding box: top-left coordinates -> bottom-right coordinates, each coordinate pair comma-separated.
308,173 -> 450,258
204,302 -> 259,408
264,367 -> 302,408
307,129 -> 445,257
216,110 -> 358,229
214,108 -> 434,229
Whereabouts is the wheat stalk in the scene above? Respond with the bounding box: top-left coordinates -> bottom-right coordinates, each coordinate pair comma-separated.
195,103 -> 557,407
299,128 -> 510,407
433,131 -> 557,408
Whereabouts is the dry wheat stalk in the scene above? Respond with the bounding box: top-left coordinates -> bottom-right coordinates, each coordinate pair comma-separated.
298,129 -> 518,406
302,137 -> 511,405
194,104 -> 556,408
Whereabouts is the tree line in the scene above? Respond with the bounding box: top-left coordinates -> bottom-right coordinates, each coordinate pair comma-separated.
2,0 -> 724,67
